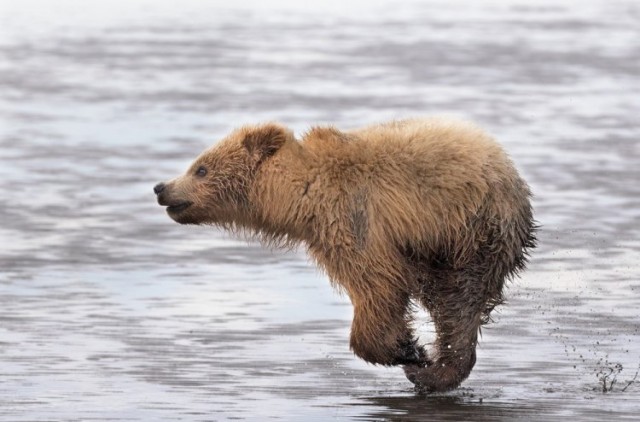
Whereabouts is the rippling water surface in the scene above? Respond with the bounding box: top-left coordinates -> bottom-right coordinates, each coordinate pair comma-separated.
1,0 -> 639,420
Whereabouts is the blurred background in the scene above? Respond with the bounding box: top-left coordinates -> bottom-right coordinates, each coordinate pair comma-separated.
1,0 -> 639,420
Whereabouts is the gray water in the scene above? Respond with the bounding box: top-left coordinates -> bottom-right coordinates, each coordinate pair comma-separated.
1,0 -> 639,420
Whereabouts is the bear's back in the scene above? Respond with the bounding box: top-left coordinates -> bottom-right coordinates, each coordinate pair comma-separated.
298,117 -> 528,251
347,117 -> 505,169
344,118 -> 525,247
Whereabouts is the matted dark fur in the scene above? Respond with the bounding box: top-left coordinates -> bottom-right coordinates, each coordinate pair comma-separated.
154,117 -> 537,392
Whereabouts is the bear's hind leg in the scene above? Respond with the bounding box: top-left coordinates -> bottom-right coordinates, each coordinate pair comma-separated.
349,291 -> 429,367
404,270 -> 485,392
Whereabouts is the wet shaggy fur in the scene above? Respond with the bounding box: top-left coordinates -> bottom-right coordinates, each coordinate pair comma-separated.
154,117 -> 536,392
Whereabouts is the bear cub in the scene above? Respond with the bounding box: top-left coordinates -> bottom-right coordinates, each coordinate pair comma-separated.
154,118 -> 536,392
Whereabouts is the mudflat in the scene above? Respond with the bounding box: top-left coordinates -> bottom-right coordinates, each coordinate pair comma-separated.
1,0 -> 638,420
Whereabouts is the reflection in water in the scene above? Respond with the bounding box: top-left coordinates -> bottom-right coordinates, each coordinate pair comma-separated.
355,394 -> 536,421
1,0 -> 639,420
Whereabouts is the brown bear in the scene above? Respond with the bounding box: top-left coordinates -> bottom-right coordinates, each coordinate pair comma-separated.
154,117 -> 536,392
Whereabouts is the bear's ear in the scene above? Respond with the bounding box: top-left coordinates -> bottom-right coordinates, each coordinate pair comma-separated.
242,123 -> 293,162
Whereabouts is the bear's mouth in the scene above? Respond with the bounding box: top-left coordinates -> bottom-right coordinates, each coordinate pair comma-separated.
166,202 -> 192,214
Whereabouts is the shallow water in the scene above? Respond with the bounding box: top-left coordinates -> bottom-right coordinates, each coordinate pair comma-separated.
1,0 -> 639,420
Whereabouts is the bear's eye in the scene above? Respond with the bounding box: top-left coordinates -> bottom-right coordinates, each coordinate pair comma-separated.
195,166 -> 207,177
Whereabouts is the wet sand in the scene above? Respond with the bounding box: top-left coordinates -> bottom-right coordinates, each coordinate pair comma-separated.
1,0 -> 639,420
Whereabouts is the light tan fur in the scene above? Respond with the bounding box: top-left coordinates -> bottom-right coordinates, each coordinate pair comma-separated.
155,117 -> 536,392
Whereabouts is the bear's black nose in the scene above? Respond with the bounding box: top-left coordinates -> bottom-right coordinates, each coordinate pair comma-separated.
154,183 -> 166,195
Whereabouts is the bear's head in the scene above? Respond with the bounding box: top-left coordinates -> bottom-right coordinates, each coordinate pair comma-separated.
154,122 -> 295,226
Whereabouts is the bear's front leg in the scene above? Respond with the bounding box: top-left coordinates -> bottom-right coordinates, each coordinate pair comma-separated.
348,292 -> 428,367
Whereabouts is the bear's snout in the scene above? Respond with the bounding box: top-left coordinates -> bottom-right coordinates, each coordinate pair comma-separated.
154,182 -> 171,206
154,180 -> 193,220
153,182 -> 166,195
